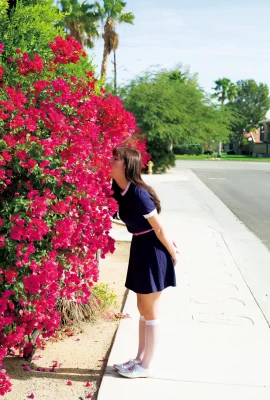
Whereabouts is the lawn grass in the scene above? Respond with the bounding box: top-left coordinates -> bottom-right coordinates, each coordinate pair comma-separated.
175,154 -> 270,162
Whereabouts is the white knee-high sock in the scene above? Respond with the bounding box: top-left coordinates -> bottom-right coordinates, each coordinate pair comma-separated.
135,315 -> 146,362
140,319 -> 160,369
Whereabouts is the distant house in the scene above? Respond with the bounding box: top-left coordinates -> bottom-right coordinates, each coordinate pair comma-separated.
242,129 -> 269,156
224,121 -> 270,156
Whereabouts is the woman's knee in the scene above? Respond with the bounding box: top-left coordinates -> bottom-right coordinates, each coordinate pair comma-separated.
143,310 -> 160,320
137,292 -> 162,318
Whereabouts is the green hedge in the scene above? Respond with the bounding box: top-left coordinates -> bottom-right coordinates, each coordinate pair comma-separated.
173,144 -> 204,155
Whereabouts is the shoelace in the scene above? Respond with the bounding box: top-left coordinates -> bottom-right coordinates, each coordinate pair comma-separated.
127,364 -> 139,372
122,359 -> 133,367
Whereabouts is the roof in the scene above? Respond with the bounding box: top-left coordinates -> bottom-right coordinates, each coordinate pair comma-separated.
259,119 -> 270,124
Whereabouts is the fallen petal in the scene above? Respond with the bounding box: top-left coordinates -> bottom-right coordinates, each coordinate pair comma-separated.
27,393 -> 35,399
52,361 -> 61,367
85,382 -> 92,387
66,380 -> 72,386
86,394 -> 93,399
33,355 -> 42,360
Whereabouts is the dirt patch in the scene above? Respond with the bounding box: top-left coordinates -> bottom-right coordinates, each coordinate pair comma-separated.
3,239 -> 130,400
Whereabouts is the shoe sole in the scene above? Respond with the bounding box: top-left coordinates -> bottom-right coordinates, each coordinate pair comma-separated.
118,371 -> 153,379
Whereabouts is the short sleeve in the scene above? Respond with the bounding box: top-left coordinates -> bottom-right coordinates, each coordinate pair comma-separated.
134,187 -> 157,219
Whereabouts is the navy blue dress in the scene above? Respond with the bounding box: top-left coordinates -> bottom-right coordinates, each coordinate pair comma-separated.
112,181 -> 176,294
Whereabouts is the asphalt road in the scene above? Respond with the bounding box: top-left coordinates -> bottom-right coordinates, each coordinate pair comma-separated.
175,160 -> 270,250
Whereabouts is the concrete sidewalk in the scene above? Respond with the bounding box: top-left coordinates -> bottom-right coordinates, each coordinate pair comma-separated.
98,169 -> 270,400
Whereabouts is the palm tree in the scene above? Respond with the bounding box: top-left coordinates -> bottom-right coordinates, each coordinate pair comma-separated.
58,0 -> 100,48
96,0 -> 134,83
213,78 -> 238,156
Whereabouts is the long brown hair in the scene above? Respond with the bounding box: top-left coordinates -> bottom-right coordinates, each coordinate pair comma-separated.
113,146 -> 161,213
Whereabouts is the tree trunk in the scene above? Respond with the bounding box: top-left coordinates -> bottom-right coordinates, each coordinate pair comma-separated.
218,98 -> 225,157
113,50 -> 117,93
101,19 -> 115,83
101,45 -> 109,82
217,141 -> 222,157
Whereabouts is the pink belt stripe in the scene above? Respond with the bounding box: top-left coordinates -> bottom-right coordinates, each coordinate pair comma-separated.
133,228 -> 154,236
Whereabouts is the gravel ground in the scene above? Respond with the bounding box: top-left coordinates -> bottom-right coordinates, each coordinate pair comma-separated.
3,238 -> 130,400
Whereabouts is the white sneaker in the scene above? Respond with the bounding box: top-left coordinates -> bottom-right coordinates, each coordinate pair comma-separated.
118,363 -> 153,379
113,359 -> 138,371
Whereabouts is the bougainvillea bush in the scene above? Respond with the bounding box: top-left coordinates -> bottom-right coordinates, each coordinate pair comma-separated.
0,37 -> 147,396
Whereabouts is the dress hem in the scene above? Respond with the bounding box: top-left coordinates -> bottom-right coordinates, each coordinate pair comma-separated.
124,283 -> 177,295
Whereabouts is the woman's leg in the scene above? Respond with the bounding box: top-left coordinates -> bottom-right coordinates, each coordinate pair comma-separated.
137,291 -> 162,369
135,294 -> 146,362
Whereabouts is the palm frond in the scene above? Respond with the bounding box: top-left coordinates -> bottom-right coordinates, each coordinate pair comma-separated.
118,11 -> 134,24
59,0 -> 101,46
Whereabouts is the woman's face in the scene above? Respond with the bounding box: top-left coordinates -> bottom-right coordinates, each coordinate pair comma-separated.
110,154 -> 126,179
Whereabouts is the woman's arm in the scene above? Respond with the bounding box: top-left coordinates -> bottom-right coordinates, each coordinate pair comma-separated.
147,213 -> 179,265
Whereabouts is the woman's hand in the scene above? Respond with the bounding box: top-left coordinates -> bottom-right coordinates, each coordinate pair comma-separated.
147,214 -> 179,267
172,241 -> 179,266
173,255 -> 179,267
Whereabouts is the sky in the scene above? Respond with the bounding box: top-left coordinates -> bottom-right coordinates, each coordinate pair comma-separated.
90,0 -> 270,111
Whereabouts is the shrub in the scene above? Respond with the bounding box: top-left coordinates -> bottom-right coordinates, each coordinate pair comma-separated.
173,144 -> 203,155
146,139 -> 175,173
0,37 -> 146,396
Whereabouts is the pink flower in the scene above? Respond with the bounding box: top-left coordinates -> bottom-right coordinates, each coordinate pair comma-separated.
49,36 -> 84,64
86,394 -> 93,399
15,150 -> 28,160
4,270 -> 18,284
10,226 -> 24,241
16,53 -> 43,76
0,44 -> 4,53
0,66 -> 4,81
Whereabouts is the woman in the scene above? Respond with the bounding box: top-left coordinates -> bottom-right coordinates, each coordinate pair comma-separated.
110,146 -> 178,378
